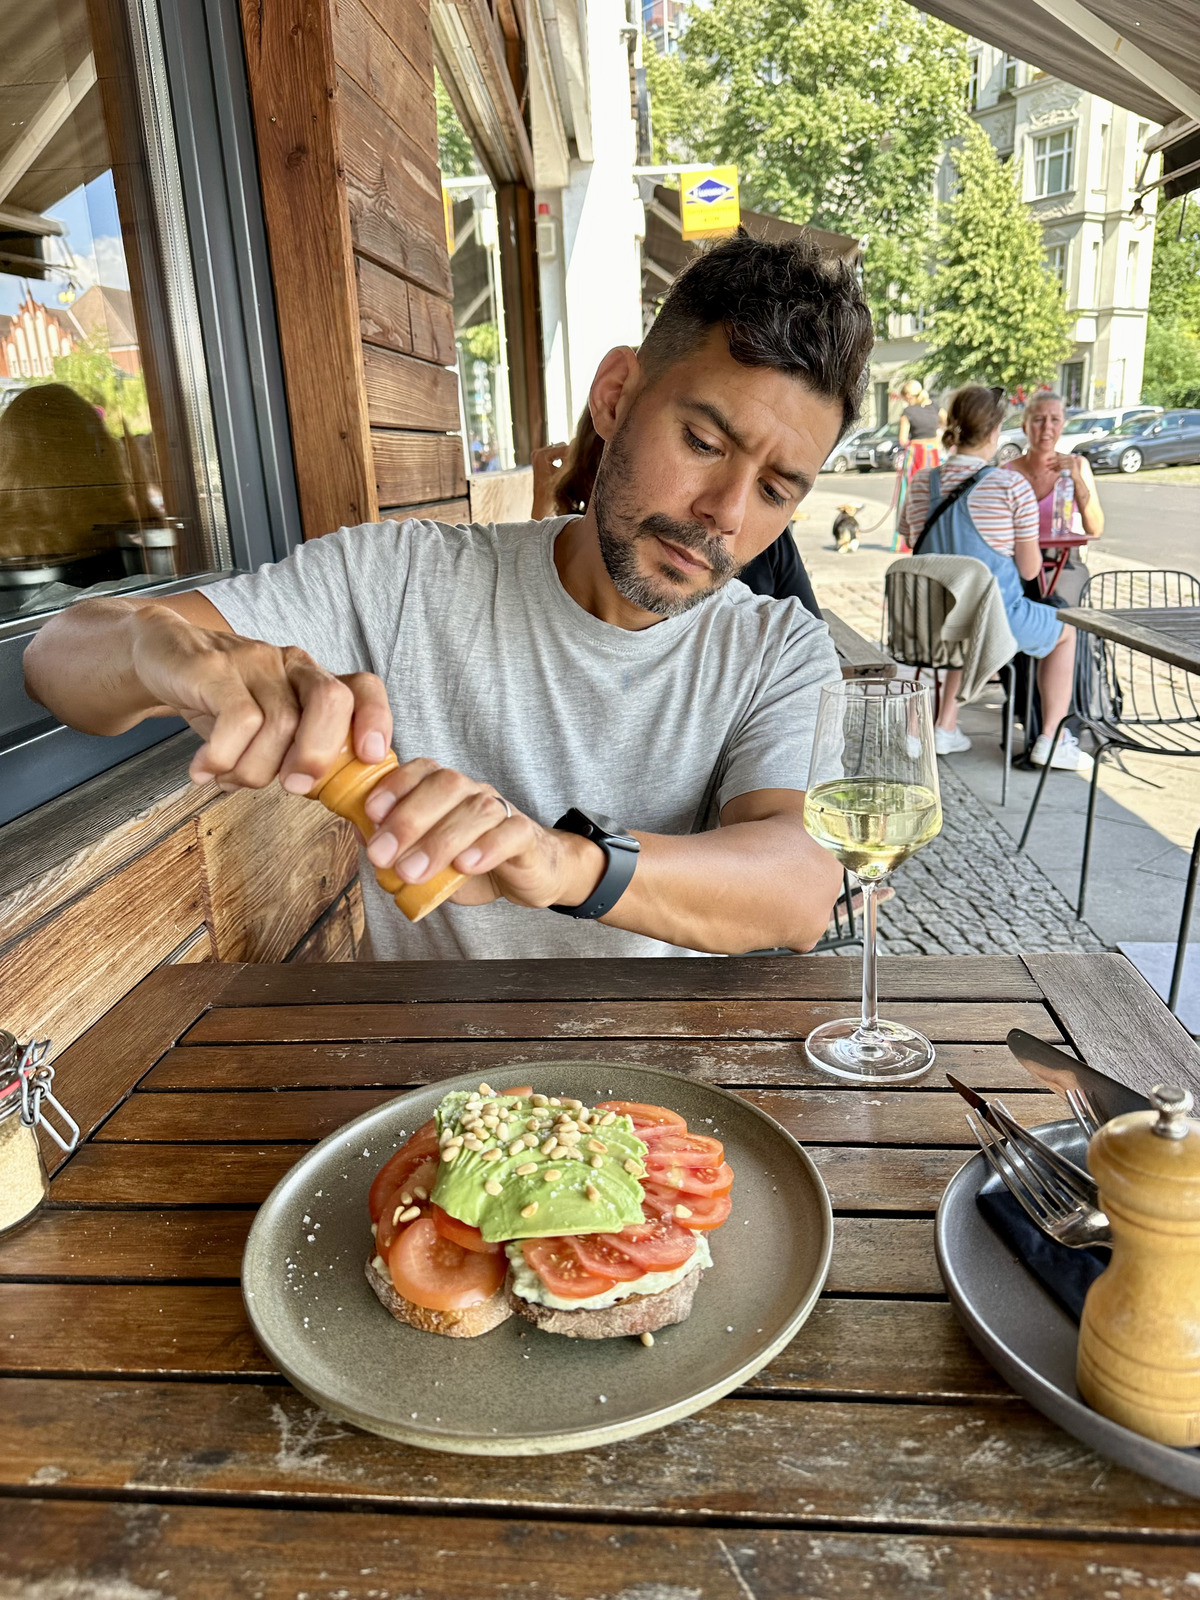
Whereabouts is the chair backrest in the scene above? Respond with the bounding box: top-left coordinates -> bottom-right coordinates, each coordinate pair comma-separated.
884,568 -> 966,671
1075,569 -> 1200,743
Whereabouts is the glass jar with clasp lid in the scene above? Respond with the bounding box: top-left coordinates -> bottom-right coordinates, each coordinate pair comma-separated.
0,1033 -> 79,1237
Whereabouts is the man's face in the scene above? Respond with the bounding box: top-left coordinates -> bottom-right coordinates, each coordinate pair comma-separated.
590,327 -> 845,617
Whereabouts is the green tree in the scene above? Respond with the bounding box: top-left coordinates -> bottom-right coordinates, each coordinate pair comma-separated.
32,337 -> 151,435
1142,198 -> 1200,407
643,0 -> 970,323
921,123 -> 1073,393
436,71 -> 478,178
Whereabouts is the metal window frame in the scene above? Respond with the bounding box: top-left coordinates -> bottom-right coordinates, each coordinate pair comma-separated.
0,0 -> 300,830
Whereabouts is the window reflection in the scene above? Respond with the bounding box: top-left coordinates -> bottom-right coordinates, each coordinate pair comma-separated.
0,0 -> 218,621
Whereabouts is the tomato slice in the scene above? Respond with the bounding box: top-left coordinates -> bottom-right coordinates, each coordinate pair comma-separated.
522,1237 -> 618,1300
431,1204 -> 502,1255
568,1232 -> 647,1282
612,1217 -> 696,1271
645,1158 -> 734,1198
639,1131 -> 723,1167
368,1130 -> 439,1220
593,1101 -> 687,1129
387,1218 -> 506,1310
375,1157 -> 440,1251
662,1188 -> 732,1231
638,1184 -> 678,1222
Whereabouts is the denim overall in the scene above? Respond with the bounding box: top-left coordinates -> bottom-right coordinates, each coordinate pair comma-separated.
918,466 -> 1062,659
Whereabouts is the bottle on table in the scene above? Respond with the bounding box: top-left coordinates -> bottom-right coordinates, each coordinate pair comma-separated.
1051,468 -> 1076,539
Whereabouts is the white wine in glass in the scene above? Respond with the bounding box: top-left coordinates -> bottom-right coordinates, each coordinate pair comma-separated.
803,681 -> 943,1081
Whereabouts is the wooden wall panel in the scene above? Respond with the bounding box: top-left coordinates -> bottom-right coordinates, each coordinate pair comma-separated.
198,787 -> 360,965
0,825 -> 206,1054
373,433 -> 468,504
350,0 -> 433,85
338,69 -> 451,298
331,0 -> 434,147
379,498 -> 471,523
287,879 -> 365,963
357,257 -> 456,363
238,0 -> 377,538
363,344 -> 460,430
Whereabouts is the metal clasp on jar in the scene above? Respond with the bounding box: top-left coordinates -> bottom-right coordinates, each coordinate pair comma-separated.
17,1041 -> 80,1153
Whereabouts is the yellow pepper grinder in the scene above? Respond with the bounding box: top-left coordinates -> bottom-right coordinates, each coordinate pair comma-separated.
1077,1083 -> 1200,1447
308,741 -> 465,923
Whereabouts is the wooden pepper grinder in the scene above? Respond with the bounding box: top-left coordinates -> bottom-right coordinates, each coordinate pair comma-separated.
1077,1083 -> 1200,1446
309,741 -> 465,923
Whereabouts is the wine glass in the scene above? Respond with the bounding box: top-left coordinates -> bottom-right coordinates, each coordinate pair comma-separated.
803,679 -> 943,1082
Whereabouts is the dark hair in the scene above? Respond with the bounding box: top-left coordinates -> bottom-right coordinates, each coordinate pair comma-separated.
942,384 -> 1006,452
638,228 -> 873,435
550,409 -> 605,515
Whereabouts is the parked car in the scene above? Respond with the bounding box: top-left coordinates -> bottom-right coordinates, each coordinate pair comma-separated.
822,426 -> 874,474
855,422 -> 902,472
991,404 -> 1163,464
1077,409 -> 1200,473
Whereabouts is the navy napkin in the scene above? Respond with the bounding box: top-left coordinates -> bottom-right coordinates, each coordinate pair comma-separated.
977,1188 -> 1109,1321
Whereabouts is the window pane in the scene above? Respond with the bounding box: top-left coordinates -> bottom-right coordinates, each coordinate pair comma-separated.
0,0 -> 226,626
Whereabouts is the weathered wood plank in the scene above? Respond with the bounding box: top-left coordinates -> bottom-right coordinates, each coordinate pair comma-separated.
49,1140 -> 968,1213
182,999 -> 1060,1047
36,964 -> 236,1177
362,342 -> 460,430
1024,951 -> 1200,1099
285,880 -> 364,964
0,823 -> 208,1064
92,1086 -> 1051,1147
8,1501 -> 1200,1600
353,0 -> 433,85
215,955 -> 1046,1006
331,0 -> 435,157
239,0 -> 377,537
371,430 -> 467,504
0,1210 -> 249,1280
339,69 -> 450,297
198,786 -> 359,964
356,253 -> 455,364
0,1380 -> 1192,1535
379,497 -> 471,524
142,1038 -> 1041,1092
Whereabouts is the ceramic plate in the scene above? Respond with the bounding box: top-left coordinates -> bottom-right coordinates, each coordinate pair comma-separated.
243,1061 -> 832,1456
936,1119 -> 1200,1495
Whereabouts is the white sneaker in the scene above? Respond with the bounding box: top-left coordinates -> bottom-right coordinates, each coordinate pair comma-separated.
1030,730 -> 1094,774
934,727 -> 972,755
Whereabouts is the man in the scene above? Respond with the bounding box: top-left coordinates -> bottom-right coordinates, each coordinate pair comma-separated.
25,230 -> 874,959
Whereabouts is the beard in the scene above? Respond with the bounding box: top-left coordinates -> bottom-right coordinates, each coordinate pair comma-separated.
590,419 -> 741,617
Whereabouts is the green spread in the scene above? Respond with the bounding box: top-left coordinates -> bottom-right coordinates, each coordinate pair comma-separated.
429,1085 -> 648,1242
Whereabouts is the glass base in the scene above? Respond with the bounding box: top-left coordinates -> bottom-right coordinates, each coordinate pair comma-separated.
804,1017 -> 936,1083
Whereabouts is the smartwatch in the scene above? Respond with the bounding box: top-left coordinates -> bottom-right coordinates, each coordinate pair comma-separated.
549,808 -> 641,919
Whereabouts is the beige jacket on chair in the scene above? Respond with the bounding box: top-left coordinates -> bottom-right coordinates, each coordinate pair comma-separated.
888,555 -> 1018,705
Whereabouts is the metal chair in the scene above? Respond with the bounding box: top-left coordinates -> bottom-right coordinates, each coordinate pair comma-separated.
1018,568 -> 1200,1015
884,566 -> 1017,805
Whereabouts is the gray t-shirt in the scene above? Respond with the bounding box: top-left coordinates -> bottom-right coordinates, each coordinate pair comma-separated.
204,516 -> 840,960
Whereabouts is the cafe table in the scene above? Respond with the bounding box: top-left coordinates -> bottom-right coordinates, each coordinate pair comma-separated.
1057,603 -> 1200,678
3,952 -> 1200,1597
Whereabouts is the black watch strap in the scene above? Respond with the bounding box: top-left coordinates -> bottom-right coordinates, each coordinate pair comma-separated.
549,808 -> 640,920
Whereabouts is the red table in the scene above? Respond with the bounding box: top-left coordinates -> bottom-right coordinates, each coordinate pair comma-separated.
1039,530 -> 1090,596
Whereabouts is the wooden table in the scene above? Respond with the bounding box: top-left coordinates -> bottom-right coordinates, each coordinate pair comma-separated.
822,607 -> 897,679
1059,604 -> 1200,676
4,953 -> 1200,1597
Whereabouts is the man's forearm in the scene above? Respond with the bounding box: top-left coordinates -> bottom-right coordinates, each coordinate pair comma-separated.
24,600 -> 167,734
598,815 -> 842,953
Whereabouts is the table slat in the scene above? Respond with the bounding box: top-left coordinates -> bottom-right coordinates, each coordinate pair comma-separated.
0,1380 -> 1192,1535
7,1501 -> 1198,1600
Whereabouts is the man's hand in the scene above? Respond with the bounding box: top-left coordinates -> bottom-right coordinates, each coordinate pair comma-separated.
360,760 -> 604,910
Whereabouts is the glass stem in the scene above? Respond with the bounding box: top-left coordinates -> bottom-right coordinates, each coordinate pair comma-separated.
859,878 -> 880,1033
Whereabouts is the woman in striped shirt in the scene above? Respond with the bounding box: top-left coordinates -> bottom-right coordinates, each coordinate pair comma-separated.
898,385 -> 1089,773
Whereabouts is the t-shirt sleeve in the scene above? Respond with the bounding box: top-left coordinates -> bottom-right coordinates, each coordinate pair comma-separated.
202,520 -> 421,677
1010,477 -> 1041,542
716,606 -> 842,810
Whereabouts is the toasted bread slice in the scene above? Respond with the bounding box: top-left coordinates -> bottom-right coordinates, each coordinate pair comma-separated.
509,1263 -> 702,1339
365,1253 -> 513,1338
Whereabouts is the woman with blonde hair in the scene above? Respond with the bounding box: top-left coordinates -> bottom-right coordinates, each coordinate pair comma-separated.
897,384 -> 1090,772
893,379 -> 946,551
1003,390 -> 1103,604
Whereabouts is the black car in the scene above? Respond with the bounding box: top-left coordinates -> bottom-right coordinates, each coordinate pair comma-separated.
1078,409 -> 1200,474
854,422 -> 902,472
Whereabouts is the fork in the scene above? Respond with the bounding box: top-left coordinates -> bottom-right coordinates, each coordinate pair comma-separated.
946,1073 -> 1099,1206
1066,1087 -> 1102,1139
968,1110 -> 1112,1249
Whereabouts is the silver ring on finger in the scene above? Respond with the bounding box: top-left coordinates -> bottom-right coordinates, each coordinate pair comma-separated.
494,795 -> 513,821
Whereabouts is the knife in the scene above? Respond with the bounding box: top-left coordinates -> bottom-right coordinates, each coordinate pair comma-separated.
1005,1028 -> 1151,1125
946,1071 -> 1099,1205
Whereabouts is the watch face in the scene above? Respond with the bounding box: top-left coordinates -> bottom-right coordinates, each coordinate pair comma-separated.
564,809 -> 638,849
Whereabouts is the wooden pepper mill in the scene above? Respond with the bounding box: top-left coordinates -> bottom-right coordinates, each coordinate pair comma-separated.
1077,1083 -> 1200,1447
309,741 -> 465,923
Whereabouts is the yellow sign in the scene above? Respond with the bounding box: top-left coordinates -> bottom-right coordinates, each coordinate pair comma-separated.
680,166 -> 740,241
442,187 -> 455,256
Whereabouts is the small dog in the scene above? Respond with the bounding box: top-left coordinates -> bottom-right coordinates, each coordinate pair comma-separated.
833,502 -> 863,554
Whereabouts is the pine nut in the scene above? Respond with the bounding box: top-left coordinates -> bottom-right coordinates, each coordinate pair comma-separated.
585,1184 -> 600,1203
640,1332 -> 655,1347
442,1146 -> 459,1162
520,1202 -> 539,1218
481,1147 -> 502,1162
532,1094 -> 548,1106
516,1161 -> 538,1176
413,1187 -> 428,1200
508,1138 -> 526,1156
587,1139 -> 607,1153
541,1138 -> 557,1155
484,1178 -> 503,1196
478,1082 -> 494,1095
399,1192 -> 412,1206
590,1154 -> 604,1169
674,1203 -> 693,1219
623,1158 -> 641,1175
600,1111 -> 617,1125
398,1205 -> 420,1223
543,1169 -> 562,1182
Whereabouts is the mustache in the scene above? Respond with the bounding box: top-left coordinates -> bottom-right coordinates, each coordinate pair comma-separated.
637,513 -> 736,577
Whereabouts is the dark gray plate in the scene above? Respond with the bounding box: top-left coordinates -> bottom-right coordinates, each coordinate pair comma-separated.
936,1119 -> 1200,1496
243,1061 -> 832,1456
